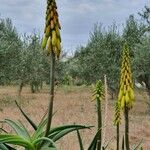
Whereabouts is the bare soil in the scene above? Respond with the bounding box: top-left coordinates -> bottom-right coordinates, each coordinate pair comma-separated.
0,85 -> 150,150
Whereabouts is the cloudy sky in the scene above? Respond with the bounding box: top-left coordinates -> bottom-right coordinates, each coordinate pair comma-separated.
0,0 -> 149,52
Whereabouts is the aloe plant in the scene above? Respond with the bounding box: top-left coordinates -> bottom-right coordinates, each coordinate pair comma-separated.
0,103 -> 92,150
0,119 -> 91,150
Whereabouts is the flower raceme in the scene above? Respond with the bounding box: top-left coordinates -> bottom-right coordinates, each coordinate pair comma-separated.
92,80 -> 104,101
42,0 -> 61,58
118,43 -> 134,109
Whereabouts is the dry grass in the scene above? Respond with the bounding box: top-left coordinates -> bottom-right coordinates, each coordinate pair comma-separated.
0,85 -> 150,149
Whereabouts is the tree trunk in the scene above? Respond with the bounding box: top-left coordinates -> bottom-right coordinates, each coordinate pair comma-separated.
40,80 -> 43,90
18,81 -> 24,97
145,74 -> 150,96
30,83 -> 35,93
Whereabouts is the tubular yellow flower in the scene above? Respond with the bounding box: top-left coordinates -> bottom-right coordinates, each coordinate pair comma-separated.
42,0 -> 61,58
118,42 -> 134,109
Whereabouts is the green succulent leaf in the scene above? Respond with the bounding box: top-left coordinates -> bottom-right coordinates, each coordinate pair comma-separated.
5,119 -> 31,141
33,137 -> 57,148
0,144 -> 9,150
32,118 -> 48,140
88,129 -> 101,150
49,125 -> 92,135
15,101 -> 37,130
52,128 -> 82,141
50,125 -> 92,142
0,134 -> 34,149
76,129 -> 84,150
40,125 -> 92,148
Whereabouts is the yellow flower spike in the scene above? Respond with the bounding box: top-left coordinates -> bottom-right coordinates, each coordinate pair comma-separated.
42,0 -> 61,58
118,42 -> 134,109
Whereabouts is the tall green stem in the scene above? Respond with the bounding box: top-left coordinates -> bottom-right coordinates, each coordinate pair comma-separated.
97,99 -> 102,150
124,104 -> 130,150
117,123 -> 120,150
45,51 -> 55,137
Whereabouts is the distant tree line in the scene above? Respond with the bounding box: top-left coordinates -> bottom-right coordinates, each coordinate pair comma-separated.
64,6 -> 150,95
0,6 -> 150,96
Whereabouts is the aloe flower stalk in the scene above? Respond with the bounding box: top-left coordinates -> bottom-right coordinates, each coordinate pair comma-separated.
42,0 -> 61,58
117,42 -> 135,150
118,43 -> 134,109
42,0 -> 61,138
92,80 -> 104,150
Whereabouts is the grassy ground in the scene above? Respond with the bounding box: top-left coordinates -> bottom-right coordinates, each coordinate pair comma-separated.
0,85 -> 150,150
